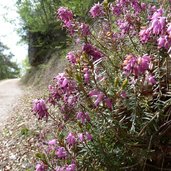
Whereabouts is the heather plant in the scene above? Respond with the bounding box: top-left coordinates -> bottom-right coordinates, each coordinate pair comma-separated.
33,0 -> 171,170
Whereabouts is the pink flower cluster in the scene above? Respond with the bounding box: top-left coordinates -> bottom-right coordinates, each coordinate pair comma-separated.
57,7 -> 74,35
36,163 -> 45,171
66,51 -> 77,65
89,2 -> 104,18
76,111 -> 90,124
48,73 -> 78,108
111,0 -> 146,16
57,7 -> 73,24
32,99 -> 49,120
89,89 -> 112,109
123,54 -> 151,76
83,43 -> 103,61
56,163 -> 76,171
123,54 -> 156,85
139,7 -> 171,50
80,23 -> 91,36
66,132 -> 93,146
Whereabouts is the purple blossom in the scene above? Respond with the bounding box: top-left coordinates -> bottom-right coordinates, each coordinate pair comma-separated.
138,55 -> 151,73
157,36 -> 171,49
89,3 -> 104,18
66,51 -> 77,64
66,163 -> 76,171
66,133 -> 76,146
139,28 -> 151,43
146,75 -> 156,85
123,54 -> 137,76
48,139 -> 57,146
76,112 -> 90,124
54,73 -> 77,93
104,98 -> 113,109
55,166 -> 65,171
89,89 -> 104,107
131,0 -> 142,13
36,163 -> 45,171
80,23 -> 90,36
85,132 -> 93,141
78,133 -> 84,142
57,7 -> 73,24
123,54 -> 151,76
120,91 -> 127,98
149,8 -> 166,35
56,147 -> 67,158
83,67 -> 91,83
83,43 -> 103,61
32,99 -> 49,120
151,8 -> 164,20
158,36 -> 166,48
57,7 -> 75,35
117,19 -> 131,34
110,4 -> 122,16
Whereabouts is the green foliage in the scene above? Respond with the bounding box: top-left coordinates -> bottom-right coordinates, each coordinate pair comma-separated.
60,0 -> 99,20
16,0 -> 100,48
0,42 -> 20,79
21,57 -> 30,75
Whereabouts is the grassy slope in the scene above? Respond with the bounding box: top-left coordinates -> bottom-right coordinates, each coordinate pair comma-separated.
22,51 -> 67,89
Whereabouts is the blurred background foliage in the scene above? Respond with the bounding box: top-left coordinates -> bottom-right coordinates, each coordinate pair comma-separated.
16,0 -> 101,66
0,41 -> 20,79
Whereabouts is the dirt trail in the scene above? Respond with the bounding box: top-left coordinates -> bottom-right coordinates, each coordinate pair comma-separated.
0,79 -> 23,128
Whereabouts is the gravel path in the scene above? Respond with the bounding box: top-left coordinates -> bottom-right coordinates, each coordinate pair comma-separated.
0,79 -> 23,128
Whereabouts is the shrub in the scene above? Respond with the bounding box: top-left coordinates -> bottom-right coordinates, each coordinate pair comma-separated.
33,1 -> 171,170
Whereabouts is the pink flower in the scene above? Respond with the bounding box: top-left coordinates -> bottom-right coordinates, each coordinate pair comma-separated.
56,147 -> 67,158
66,163 -> 76,171
83,43 -> 103,61
85,132 -> 93,141
48,139 -> 57,145
83,67 -> 91,83
89,89 -> 104,106
123,54 -> 137,76
123,54 -> 151,76
104,98 -> 113,109
110,4 -> 122,16
57,7 -> 73,24
139,28 -> 151,43
138,55 -> 151,73
150,18 -> 162,35
151,8 -> 164,20
148,8 -> 166,35
157,36 -> 171,49
76,112 -> 90,124
32,99 -> 49,120
78,133 -> 84,142
66,51 -> 77,64
55,166 -> 65,171
66,133 -> 76,146
146,75 -> 156,85
80,23 -> 90,36
120,91 -> 127,98
36,163 -> 45,171
89,3 -> 104,18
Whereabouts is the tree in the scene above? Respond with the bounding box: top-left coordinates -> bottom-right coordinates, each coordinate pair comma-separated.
0,41 -> 20,79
